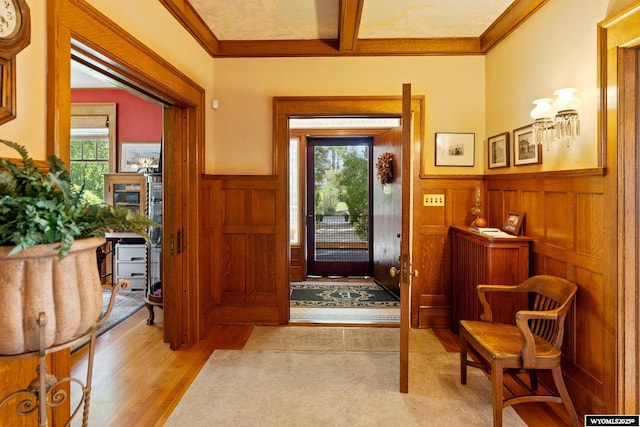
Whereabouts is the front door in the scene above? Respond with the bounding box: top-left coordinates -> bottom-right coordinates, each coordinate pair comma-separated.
306,137 -> 373,277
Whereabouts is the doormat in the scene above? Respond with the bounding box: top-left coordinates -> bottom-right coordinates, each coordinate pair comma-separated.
71,289 -> 146,353
290,282 -> 399,308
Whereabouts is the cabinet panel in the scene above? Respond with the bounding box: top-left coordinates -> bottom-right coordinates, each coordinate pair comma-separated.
450,225 -> 531,330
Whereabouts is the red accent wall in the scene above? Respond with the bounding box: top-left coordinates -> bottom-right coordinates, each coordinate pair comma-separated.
71,89 -> 162,143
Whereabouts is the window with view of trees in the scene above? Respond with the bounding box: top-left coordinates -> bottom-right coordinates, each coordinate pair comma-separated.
70,135 -> 109,202
70,103 -> 116,204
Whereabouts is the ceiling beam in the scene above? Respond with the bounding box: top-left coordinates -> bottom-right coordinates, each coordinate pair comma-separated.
339,0 -> 364,52
480,0 -> 549,52
216,38 -> 482,57
159,0 -> 219,57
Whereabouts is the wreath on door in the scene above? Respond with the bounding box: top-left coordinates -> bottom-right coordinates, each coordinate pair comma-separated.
376,152 -> 394,185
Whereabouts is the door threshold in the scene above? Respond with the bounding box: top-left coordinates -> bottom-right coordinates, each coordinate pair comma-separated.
289,307 -> 400,325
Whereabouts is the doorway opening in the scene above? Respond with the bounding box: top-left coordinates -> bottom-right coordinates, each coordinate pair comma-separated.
288,118 -> 404,325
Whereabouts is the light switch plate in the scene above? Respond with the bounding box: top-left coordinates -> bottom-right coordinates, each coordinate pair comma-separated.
423,194 -> 445,206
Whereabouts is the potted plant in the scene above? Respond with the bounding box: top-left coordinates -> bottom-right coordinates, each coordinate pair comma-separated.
0,139 -> 156,355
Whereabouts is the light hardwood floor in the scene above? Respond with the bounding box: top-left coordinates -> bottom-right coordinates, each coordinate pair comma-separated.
71,311 -> 570,426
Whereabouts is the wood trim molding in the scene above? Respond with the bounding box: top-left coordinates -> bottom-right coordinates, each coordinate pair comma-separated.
600,2 -> 640,414
158,0 -> 219,57
480,0 -> 549,52
49,0 -> 206,350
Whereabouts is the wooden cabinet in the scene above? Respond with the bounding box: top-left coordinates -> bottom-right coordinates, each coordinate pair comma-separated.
450,225 -> 531,330
104,173 -> 147,215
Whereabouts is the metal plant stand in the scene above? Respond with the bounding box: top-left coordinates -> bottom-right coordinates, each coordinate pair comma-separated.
0,281 -> 128,427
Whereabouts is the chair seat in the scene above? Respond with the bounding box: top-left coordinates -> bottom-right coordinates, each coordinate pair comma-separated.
460,320 -> 560,368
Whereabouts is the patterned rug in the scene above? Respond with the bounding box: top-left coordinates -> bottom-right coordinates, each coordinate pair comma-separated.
290,281 -> 399,308
71,289 -> 146,352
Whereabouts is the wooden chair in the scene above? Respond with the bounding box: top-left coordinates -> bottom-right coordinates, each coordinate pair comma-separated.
459,275 -> 579,427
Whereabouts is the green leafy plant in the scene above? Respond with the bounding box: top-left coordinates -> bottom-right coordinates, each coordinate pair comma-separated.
0,139 -> 157,259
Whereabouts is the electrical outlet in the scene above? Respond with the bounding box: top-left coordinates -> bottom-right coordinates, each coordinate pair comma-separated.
423,194 -> 445,206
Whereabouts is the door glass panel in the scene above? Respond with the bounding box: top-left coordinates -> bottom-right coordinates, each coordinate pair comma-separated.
314,145 -> 369,262
289,137 -> 300,245
307,137 -> 372,277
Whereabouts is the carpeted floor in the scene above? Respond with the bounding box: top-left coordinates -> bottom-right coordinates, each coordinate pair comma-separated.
71,289 -> 145,352
164,326 -> 525,427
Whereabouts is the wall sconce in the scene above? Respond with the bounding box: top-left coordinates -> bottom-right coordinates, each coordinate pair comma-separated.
530,88 -> 580,149
552,88 -> 580,146
530,98 -> 555,150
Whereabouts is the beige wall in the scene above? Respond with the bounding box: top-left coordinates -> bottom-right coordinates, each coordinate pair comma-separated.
212,56 -> 485,175
486,0 -> 635,172
0,0 -> 214,161
0,1 -> 47,159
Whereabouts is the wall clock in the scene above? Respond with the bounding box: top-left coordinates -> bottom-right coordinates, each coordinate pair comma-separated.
0,0 -> 30,125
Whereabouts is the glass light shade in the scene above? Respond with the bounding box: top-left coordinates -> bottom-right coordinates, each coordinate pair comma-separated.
552,88 -> 580,112
530,98 -> 555,120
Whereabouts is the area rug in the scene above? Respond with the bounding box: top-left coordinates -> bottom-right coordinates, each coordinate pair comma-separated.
290,281 -> 399,308
164,326 -> 525,427
71,289 -> 145,352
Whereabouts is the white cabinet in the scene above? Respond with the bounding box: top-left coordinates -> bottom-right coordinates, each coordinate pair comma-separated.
115,243 -> 147,291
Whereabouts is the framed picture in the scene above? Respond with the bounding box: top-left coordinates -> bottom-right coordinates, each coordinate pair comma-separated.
119,142 -> 161,172
435,132 -> 475,166
487,132 -> 510,169
503,212 -> 525,235
513,125 -> 542,166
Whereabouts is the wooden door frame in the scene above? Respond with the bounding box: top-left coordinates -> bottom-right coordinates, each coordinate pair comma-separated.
48,0 -> 204,349
274,95 -> 424,313
600,3 -> 640,413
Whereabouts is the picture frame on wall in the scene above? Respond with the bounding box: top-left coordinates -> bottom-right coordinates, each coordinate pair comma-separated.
487,132 -> 510,169
435,132 -> 475,166
119,142 -> 161,172
503,211 -> 525,235
513,125 -> 542,166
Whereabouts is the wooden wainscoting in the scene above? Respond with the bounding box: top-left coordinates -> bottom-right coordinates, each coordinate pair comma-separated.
412,169 -> 613,417
412,176 -> 482,329
485,169 -> 612,417
200,175 -> 288,327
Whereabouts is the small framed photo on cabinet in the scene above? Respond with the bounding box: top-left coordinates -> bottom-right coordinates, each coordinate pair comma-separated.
503,212 -> 525,235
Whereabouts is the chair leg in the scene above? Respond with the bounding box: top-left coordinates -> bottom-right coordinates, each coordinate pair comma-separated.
551,366 -> 579,427
529,370 -> 538,391
460,330 -> 468,385
491,359 -> 504,427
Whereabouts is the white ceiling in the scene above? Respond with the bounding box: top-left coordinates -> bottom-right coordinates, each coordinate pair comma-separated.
189,0 -> 515,40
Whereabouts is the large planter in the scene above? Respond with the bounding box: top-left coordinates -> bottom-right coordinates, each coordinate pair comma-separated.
0,237 -> 105,355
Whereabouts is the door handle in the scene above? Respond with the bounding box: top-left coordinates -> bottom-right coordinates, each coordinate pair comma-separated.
390,266 -> 418,278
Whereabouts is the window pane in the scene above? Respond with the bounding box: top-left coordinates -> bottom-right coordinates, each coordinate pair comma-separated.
82,140 -> 97,160
70,140 -> 83,160
96,140 -> 109,160
71,161 -> 109,201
